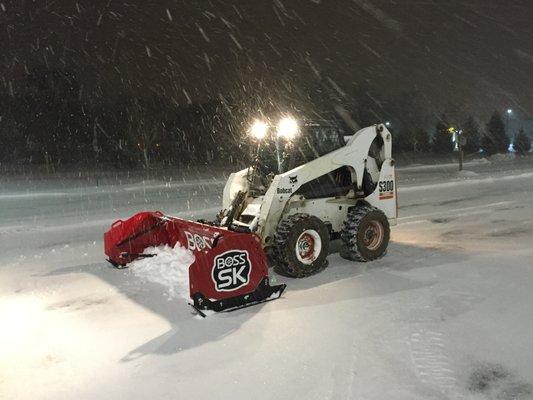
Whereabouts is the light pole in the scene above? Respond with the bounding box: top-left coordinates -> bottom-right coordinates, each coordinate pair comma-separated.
448,126 -> 464,171
457,129 -> 464,171
506,109 -> 513,133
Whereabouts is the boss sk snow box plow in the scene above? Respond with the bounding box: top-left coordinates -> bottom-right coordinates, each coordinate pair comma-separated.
104,211 -> 286,316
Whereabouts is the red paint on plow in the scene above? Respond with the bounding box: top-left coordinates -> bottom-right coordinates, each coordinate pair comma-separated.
104,211 -> 285,314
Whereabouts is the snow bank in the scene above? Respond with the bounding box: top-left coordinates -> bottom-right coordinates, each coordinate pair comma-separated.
457,170 -> 478,178
399,172 -> 533,193
129,244 -> 195,300
399,158 -> 489,172
488,153 -> 515,162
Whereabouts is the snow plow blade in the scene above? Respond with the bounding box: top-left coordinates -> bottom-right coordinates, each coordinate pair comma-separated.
104,211 -> 285,314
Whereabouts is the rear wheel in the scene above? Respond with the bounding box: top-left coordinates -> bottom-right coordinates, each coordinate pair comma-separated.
340,205 -> 390,262
273,214 -> 330,278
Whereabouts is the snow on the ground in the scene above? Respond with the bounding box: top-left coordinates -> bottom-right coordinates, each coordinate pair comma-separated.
1,157 -> 533,400
457,169 -> 479,178
399,157 -> 490,171
128,244 -> 194,300
399,171 -> 533,192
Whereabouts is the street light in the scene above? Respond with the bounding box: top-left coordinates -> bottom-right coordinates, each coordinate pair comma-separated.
447,126 -> 464,171
385,121 -> 391,127
506,109 -> 513,134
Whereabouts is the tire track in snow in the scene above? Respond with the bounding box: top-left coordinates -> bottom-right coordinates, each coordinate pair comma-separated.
409,328 -> 464,399
398,200 -> 516,225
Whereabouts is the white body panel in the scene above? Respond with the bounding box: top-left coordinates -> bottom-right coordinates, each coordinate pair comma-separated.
221,124 -> 397,246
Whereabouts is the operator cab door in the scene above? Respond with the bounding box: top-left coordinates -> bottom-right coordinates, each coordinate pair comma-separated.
289,123 -> 349,199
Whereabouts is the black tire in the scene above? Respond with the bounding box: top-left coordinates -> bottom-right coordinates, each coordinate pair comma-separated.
272,213 -> 330,278
340,205 -> 390,262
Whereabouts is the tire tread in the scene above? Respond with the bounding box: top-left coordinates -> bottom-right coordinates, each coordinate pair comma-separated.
272,213 -> 328,278
340,204 -> 390,262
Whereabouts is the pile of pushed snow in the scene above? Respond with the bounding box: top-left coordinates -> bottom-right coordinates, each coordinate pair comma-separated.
488,153 -> 515,162
129,243 -> 195,300
470,157 -> 490,164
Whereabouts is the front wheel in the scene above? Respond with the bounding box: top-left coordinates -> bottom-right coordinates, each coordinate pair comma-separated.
340,205 -> 390,262
272,214 -> 330,278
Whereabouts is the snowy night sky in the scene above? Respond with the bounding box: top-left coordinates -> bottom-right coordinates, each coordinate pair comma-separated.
1,1 -> 533,117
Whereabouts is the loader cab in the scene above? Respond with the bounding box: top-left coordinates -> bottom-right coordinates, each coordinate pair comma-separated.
289,122 -> 346,169
255,121 -> 345,176
249,120 -> 351,199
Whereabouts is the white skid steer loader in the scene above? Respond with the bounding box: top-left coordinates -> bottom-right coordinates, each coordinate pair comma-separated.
104,119 -> 397,315
219,120 -> 397,278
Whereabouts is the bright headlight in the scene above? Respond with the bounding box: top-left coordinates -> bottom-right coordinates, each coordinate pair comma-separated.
277,117 -> 299,140
249,120 -> 269,140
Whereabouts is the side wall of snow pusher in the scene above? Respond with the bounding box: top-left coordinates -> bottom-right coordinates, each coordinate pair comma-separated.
104,211 -> 285,313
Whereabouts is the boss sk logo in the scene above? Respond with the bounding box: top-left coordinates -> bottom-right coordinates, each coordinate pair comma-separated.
212,250 -> 251,291
185,231 -> 213,251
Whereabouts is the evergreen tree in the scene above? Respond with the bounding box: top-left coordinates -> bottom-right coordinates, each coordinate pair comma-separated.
351,84 -> 384,127
432,115 -> 454,153
395,129 -> 413,153
462,116 -> 481,153
514,129 -> 531,155
413,129 -> 431,152
397,128 -> 430,153
386,91 -> 430,152
23,66 -> 89,165
481,111 -> 509,155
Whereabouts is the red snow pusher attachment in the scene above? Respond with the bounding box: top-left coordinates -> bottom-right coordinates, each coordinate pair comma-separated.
104,211 -> 285,315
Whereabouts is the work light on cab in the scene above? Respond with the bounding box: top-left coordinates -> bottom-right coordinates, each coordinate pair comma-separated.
277,117 -> 299,140
249,119 -> 269,140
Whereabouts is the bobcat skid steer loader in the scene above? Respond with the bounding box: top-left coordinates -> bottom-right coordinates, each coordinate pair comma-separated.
219,120 -> 397,278
104,120 -> 397,315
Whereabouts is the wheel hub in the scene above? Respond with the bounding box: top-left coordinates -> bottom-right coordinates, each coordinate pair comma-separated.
363,221 -> 384,251
295,229 -> 322,265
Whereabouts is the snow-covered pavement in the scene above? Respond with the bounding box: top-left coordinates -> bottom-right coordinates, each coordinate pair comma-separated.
1,160 -> 533,400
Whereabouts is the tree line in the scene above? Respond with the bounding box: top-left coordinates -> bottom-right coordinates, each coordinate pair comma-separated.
0,66 -> 531,170
0,67 -> 250,169
312,80 -> 531,157
398,111 -> 530,156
